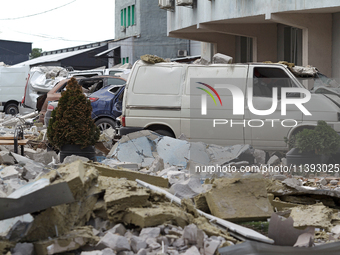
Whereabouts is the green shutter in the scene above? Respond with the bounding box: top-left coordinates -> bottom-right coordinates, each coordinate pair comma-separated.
123,58 -> 125,64
121,9 -> 123,26
126,57 -> 129,63
124,8 -> 126,27
128,6 -> 131,27
132,5 -> 135,25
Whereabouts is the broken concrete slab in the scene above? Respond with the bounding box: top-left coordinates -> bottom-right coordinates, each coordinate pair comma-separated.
0,166 -> 19,180
170,177 -> 204,199
289,203 -> 333,230
104,178 -> 150,220
0,151 -> 15,165
31,150 -> 58,165
130,236 -> 147,253
108,223 -> 127,236
205,177 -> 273,221
182,245 -> 200,255
86,162 -> 168,188
267,155 -> 280,166
0,214 -> 33,240
63,155 -> 89,164
212,53 -> 233,64
96,231 -> 131,252
182,224 -> 198,245
139,227 -> 161,240
293,232 -> 314,247
204,238 -> 220,255
34,226 -> 99,255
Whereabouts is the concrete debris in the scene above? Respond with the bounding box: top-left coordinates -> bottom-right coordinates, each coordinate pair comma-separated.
96,232 -> 131,252
140,54 -> 165,64
205,177 -> 273,221
253,149 -> 266,164
212,53 -> 233,64
289,203 -> 333,230
267,155 -> 280,166
293,232 -> 314,247
0,151 -> 15,165
0,165 -> 19,180
12,242 -> 34,255
63,154 -> 89,164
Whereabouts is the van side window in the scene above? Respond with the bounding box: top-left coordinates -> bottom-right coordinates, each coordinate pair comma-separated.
253,67 -> 293,98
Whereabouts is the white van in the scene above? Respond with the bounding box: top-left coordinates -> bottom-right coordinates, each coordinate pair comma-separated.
0,65 -> 29,115
120,60 -> 340,151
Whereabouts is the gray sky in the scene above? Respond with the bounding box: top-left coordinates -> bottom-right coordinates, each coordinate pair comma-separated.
0,0 -> 115,52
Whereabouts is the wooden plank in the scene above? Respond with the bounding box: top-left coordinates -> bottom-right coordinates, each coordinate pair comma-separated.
85,163 -> 169,188
0,139 -> 29,145
0,135 -> 30,140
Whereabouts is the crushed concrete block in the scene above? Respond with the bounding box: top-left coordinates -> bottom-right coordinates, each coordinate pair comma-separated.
290,203 -> 333,230
1,178 -> 27,196
117,251 -> 134,255
212,53 -> 233,64
136,249 -> 148,255
63,155 -> 89,164
139,227 -> 161,240
148,155 -> 164,173
205,177 -> 273,221
282,178 -> 302,187
182,224 -> 198,245
0,166 -> 19,180
12,242 -> 34,255
86,163 -> 168,188
267,155 -> 280,166
96,231 -> 131,252
130,236 -> 147,253
169,177 -> 204,199
182,246 -> 200,255
281,157 -> 287,166
32,150 -> 58,165
34,226 -> 99,255
203,238 -> 220,255
104,178 -> 150,220
172,238 -> 185,248
123,205 -> 191,228
109,223 -> 127,236
0,151 -> 15,165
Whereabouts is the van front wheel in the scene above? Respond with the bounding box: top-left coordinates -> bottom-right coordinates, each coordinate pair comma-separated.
5,103 -> 18,115
153,129 -> 175,138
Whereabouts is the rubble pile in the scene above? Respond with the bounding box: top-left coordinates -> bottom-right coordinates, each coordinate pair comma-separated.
1,128 -> 340,253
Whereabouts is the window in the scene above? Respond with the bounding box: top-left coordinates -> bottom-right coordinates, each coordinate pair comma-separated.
253,67 -> 293,98
132,5 -> 135,25
122,58 -> 125,64
126,57 -> 129,63
128,6 -> 131,27
121,5 -> 135,28
124,8 -> 126,27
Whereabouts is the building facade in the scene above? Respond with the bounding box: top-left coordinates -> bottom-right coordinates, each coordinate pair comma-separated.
166,0 -> 340,80
107,0 -> 200,67
0,39 -> 31,65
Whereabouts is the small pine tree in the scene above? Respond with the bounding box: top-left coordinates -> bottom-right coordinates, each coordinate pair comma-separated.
47,77 -> 100,149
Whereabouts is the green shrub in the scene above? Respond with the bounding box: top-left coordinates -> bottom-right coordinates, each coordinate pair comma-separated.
285,120 -> 340,155
47,77 -> 100,149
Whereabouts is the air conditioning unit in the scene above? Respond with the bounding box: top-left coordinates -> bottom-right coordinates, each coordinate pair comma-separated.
121,26 -> 126,32
177,50 -> 188,57
176,0 -> 193,6
159,0 -> 174,10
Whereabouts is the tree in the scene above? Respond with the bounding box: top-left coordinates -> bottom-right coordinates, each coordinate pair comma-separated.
30,48 -> 42,59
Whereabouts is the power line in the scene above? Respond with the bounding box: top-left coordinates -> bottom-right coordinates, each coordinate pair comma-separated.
0,0 -> 76,20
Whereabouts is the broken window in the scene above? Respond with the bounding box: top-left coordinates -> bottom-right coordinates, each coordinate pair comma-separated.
253,67 -> 294,98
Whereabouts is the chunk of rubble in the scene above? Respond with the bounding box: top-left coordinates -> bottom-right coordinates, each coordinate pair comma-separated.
205,176 -> 273,221
123,204 -> 192,228
96,231 -> 131,252
254,149 -> 266,164
104,178 -> 150,220
0,151 -> 15,165
63,155 -> 89,164
0,166 -> 19,180
289,203 -> 333,230
212,53 -> 233,64
34,226 -> 99,255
